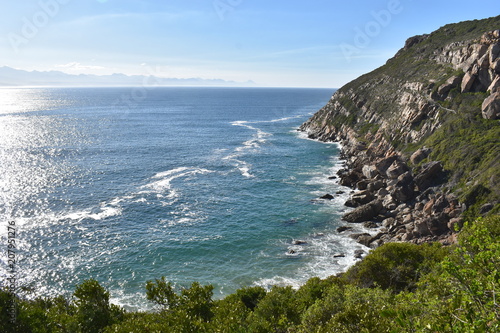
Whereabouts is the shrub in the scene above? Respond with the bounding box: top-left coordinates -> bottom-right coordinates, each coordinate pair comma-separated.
73,279 -> 113,333
342,242 -> 448,292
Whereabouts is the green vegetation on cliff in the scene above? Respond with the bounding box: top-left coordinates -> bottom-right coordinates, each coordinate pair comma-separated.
1,215 -> 498,332
302,15 -> 500,217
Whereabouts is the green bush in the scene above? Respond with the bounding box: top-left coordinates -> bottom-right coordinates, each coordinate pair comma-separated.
341,242 -> 448,292
74,279 -> 114,333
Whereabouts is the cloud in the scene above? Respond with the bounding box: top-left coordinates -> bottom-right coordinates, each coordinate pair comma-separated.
55,62 -> 106,71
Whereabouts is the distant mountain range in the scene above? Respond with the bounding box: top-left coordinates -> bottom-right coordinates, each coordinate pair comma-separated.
0,66 -> 256,87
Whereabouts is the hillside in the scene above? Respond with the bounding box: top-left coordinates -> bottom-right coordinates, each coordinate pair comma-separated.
300,16 -> 500,247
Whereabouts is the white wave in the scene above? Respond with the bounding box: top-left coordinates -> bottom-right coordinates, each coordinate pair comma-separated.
223,121 -> 274,178
254,232 -> 369,292
62,205 -> 123,221
222,154 -> 254,178
143,167 -> 213,194
152,167 -> 192,179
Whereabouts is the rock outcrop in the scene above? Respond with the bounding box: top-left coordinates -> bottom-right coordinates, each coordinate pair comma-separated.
300,17 -> 500,248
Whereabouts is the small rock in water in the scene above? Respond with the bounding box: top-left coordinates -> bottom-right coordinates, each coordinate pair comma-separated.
337,226 -> 353,233
354,249 -> 365,259
363,221 -> 379,228
333,253 -> 346,258
320,194 -> 334,200
292,240 -> 307,245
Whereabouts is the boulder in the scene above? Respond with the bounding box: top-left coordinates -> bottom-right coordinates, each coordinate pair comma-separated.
382,195 -> 397,211
362,164 -> 378,179
343,200 -> 383,223
354,249 -> 365,259
482,91 -> 500,119
320,194 -> 334,200
489,43 -> 500,64
461,71 -> 476,93
356,180 -> 369,190
337,226 -> 353,233
391,172 -> 415,203
476,67 -> 493,90
425,215 -> 449,236
350,233 -> 372,246
374,155 -> 398,174
410,147 -> 432,165
382,217 -> 396,228
363,221 -> 379,228
478,53 -> 490,69
414,219 -> 431,236
414,161 -> 445,191
492,59 -> 500,74
432,195 -> 449,215
377,187 -> 389,198
386,160 -> 409,179
487,75 -> 500,93
367,180 -> 385,192
339,170 -> 362,187
346,190 -> 375,207
437,75 -> 462,97
423,199 -> 435,215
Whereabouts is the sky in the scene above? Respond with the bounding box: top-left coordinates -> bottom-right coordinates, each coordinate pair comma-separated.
0,0 -> 498,88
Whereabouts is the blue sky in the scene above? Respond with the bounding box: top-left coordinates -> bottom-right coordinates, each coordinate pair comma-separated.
0,0 -> 498,87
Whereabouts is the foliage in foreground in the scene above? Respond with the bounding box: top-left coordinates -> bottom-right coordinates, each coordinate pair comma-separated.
1,215 -> 498,332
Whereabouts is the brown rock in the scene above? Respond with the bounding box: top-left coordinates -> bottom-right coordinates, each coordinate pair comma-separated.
487,76 -> 500,93
386,160 -> 409,179
367,180 -> 384,192
362,164 -> 378,179
489,43 -> 500,63
410,147 -> 432,165
423,198 -> 435,215
391,171 -> 415,203
337,226 -> 353,233
374,155 -> 398,174
461,71 -> 476,93
414,219 -> 431,236
343,200 -> 383,223
482,91 -> 500,119
492,59 -> 500,74
356,180 -> 369,190
350,233 -> 372,246
414,161 -> 445,191
437,76 -> 462,97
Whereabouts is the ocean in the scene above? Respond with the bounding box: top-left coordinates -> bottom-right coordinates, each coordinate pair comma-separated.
0,87 -> 369,310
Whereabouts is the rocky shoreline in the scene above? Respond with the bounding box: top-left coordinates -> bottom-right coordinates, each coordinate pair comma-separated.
299,27 -> 500,249
310,139 -> 465,249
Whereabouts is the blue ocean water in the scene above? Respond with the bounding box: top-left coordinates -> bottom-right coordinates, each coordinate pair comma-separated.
0,87 -> 369,310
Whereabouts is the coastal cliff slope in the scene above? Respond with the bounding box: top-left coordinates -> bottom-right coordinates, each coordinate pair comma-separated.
301,16 -> 500,247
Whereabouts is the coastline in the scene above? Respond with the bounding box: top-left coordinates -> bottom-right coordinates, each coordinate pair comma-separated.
298,120 -> 462,249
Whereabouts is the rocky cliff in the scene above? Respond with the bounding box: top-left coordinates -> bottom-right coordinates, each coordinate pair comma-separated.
300,16 -> 500,247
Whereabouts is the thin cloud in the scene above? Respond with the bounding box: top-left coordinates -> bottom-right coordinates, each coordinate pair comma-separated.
55,62 -> 106,71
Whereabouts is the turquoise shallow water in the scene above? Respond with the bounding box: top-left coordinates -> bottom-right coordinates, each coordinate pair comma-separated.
0,87 -> 369,310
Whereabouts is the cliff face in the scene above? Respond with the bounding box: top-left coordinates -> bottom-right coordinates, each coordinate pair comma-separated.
301,16 -> 500,247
